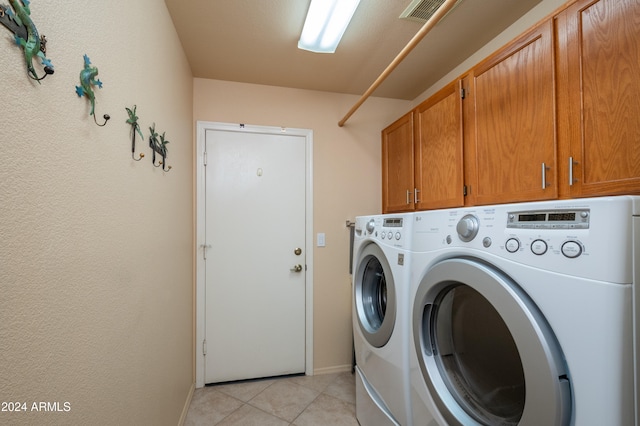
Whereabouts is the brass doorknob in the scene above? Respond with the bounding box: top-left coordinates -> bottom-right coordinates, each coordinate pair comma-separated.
290,264 -> 303,272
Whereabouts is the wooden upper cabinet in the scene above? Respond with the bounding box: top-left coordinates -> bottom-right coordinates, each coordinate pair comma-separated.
414,80 -> 465,210
382,112 -> 415,213
556,0 -> 640,198
469,19 -> 557,205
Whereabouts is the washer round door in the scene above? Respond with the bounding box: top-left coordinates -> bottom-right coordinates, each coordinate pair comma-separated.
413,258 -> 572,426
354,243 -> 397,348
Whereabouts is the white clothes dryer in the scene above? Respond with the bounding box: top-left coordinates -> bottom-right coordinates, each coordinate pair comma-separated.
353,214 -> 414,426
409,196 -> 640,426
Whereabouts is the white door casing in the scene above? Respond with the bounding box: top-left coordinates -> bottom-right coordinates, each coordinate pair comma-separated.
195,121 -> 314,387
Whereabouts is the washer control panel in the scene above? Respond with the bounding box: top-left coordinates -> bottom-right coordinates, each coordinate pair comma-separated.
379,217 -> 403,241
356,214 -> 413,249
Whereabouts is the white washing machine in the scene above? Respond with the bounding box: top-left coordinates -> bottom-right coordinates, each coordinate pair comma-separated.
353,213 -> 414,426
409,196 -> 640,426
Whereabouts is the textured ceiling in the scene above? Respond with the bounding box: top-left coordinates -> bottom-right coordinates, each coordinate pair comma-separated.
165,0 -> 543,100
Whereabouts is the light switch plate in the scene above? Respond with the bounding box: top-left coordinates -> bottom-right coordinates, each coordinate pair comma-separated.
317,233 -> 326,247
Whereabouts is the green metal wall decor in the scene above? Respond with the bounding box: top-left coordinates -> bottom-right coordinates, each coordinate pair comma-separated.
75,54 -> 110,126
148,123 -> 171,172
126,105 -> 145,161
0,0 -> 54,82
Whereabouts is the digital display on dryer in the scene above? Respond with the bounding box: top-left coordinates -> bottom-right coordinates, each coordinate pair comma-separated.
548,212 -> 576,221
518,213 -> 546,222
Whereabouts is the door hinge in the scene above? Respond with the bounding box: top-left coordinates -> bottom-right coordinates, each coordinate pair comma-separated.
203,339 -> 207,356
460,88 -> 466,99
203,151 -> 207,166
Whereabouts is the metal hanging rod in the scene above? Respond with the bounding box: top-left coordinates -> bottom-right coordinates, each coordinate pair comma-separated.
338,0 -> 460,127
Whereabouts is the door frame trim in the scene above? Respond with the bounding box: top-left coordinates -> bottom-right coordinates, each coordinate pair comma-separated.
195,121 -> 314,388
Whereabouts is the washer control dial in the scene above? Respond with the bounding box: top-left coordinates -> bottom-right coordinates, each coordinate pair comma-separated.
531,239 -> 548,255
561,241 -> 583,258
366,219 -> 375,234
457,214 -> 479,242
505,238 -> 520,253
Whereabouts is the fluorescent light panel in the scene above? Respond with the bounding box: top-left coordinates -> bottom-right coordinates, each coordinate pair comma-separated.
298,0 -> 361,53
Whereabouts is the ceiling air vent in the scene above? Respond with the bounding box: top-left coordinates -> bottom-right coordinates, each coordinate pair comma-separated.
399,0 -> 464,23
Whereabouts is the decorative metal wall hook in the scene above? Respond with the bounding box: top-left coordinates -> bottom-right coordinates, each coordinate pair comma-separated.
0,0 -> 54,82
94,112 -> 110,127
75,54 -> 110,126
125,105 -> 145,161
149,123 -> 171,172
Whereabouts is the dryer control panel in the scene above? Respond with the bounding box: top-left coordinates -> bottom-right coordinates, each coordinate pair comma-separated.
413,196 -> 638,283
507,208 -> 590,230
503,208 -> 590,260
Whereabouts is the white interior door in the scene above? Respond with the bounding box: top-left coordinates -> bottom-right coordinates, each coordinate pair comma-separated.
204,127 -> 307,384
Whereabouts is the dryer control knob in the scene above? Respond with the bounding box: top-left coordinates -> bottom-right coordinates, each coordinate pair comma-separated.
457,214 -> 479,242
366,219 -> 375,234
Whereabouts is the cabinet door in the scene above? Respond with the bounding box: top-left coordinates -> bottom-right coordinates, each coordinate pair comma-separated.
556,0 -> 640,197
414,81 -> 464,210
470,19 -> 557,205
382,112 -> 415,213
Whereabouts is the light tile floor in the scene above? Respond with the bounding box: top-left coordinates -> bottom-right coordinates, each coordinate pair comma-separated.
185,372 -> 358,426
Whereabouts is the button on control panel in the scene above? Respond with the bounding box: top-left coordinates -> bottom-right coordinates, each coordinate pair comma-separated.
531,239 -> 548,255
505,238 -> 520,253
561,241 -> 583,258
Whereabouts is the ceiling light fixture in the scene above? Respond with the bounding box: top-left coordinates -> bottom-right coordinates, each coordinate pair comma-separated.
298,0 -> 361,53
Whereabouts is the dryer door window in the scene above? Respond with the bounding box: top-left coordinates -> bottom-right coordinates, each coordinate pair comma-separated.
413,258 -> 572,426
354,243 -> 396,348
432,284 -> 525,424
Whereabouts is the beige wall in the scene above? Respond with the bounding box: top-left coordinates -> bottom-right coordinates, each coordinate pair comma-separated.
194,78 -> 411,373
0,1 -> 193,425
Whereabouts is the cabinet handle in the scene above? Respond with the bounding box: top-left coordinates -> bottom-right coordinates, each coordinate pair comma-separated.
406,190 -> 411,205
569,157 -> 578,186
541,163 -> 550,189
414,188 -> 421,204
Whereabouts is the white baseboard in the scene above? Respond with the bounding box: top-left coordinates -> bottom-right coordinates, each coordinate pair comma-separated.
313,364 -> 352,376
177,382 -> 196,426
